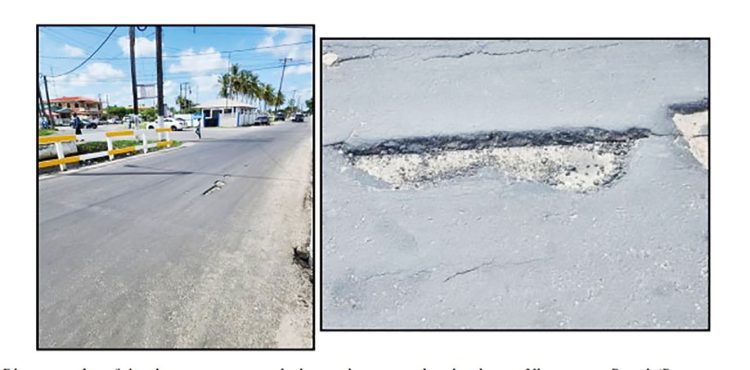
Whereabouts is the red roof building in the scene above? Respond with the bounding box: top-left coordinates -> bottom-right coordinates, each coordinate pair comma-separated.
49,96 -> 102,119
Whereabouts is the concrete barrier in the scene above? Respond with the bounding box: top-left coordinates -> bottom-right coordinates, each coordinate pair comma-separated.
39,141 -> 77,160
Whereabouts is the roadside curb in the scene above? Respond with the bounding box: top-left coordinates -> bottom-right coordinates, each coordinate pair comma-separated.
38,142 -> 195,181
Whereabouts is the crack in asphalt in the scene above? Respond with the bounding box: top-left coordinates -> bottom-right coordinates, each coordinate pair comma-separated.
421,42 -> 623,61
443,259 -> 496,282
443,257 -> 550,282
325,47 -> 383,66
360,268 -> 434,283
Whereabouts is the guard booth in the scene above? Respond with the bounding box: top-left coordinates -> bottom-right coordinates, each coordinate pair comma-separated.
202,109 -> 220,127
196,98 -> 256,127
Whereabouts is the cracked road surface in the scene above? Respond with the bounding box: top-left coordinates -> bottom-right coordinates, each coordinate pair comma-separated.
322,40 -> 708,329
39,123 -> 312,348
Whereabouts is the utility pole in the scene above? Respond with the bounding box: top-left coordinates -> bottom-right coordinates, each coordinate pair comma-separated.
42,75 -> 55,126
37,80 -> 52,125
275,57 -> 292,112
155,26 -> 164,121
225,53 -> 232,110
178,83 -> 182,112
129,26 -> 139,116
179,82 -> 191,112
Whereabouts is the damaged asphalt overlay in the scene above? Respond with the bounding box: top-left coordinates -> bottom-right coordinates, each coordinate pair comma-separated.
328,127 -> 650,192
322,40 -> 708,330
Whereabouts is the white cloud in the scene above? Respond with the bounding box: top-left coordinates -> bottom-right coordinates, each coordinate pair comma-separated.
189,74 -> 221,102
167,48 -> 228,74
117,36 -> 156,57
162,80 -> 178,99
63,44 -> 84,57
285,64 -> 312,75
283,87 -> 312,106
258,27 -> 313,63
165,48 -> 230,103
56,62 -> 125,87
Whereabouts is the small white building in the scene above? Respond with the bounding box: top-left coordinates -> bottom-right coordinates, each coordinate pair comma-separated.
196,98 -> 256,127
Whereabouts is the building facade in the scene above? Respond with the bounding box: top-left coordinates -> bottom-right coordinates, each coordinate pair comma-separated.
49,96 -> 102,120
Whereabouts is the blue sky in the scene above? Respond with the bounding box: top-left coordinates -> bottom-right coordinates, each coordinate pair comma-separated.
38,26 -> 313,109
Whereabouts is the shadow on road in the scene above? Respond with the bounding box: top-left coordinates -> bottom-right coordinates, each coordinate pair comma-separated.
67,164 -> 302,183
187,138 -> 274,144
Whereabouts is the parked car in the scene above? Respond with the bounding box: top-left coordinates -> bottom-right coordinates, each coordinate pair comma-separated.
107,117 -> 122,125
292,112 -> 305,122
81,119 -> 97,129
254,114 -> 270,126
147,117 -> 184,131
275,111 -> 285,121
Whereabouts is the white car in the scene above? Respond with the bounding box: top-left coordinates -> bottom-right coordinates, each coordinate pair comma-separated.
147,118 -> 184,131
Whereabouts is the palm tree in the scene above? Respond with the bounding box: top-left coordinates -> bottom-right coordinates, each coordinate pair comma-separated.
246,71 -> 261,107
218,73 -> 231,99
273,91 -> 285,111
229,64 -> 243,100
260,83 -> 275,112
219,65 -> 272,113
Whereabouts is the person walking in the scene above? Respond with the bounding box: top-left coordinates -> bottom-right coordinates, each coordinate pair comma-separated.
195,122 -> 202,140
72,113 -> 82,135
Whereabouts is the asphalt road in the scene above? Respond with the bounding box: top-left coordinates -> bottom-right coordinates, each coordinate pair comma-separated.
39,122 -> 312,348
322,40 -> 708,329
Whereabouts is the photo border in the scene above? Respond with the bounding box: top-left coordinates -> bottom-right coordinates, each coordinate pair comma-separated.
36,23 -> 316,351
318,36 -> 710,333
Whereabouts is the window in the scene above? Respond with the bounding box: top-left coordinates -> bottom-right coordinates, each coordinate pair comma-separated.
74,103 -> 79,108
224,108 -> 232,114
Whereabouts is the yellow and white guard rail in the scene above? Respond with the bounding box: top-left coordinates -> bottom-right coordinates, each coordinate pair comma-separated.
38,134 -> 79,171
38,129 -> 173,171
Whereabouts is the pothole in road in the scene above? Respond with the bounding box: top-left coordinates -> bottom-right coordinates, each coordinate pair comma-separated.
333,128 -> 650,193
201,175 -> 230,195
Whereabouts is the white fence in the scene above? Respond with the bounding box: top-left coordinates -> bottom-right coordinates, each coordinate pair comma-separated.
38,128 -> 173,171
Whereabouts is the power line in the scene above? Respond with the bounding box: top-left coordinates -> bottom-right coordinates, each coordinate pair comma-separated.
39,40 -> 312,61
46,27 -> 118,78
49,61 -> 313,85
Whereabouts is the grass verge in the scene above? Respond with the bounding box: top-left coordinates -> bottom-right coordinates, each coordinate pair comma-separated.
38,128 -> 58,136
77,140 -> 182,155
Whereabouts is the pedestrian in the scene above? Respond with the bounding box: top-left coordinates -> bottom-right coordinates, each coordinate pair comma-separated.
41,116 -> 49,129
72,113 -> 82,135
195,123 -> 202,140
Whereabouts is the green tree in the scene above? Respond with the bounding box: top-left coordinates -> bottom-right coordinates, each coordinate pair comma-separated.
305,97 -> 313,114
218,73 -> 232,98
140,107 -> 157,122
284,99 -> 297,115
272,91 -> 285,111
106,106 -> 129,119
260,83 -> 276,112
218,64 -> 262,103
176,96 -> 195,113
